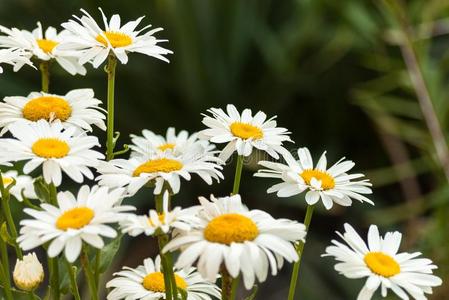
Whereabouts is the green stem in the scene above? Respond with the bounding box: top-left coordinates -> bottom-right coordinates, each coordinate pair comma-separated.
48,257 -> 60,300
157,234 -> 173,300
0,172 -> 22,259
287,205 -> 315,300
0,238 -> 13,300
39,61 -> 50,93
221,269 -> 232,300
230,276 -> 239,300
106,54 -> 117,161
155,189 -> 178,300
65,259 -> 81,300
81,249 -> 98,300
232,155 -> 244,195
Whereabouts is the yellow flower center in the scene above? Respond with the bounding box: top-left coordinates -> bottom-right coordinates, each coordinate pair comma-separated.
133,158 -> 183,176
36,39 -> 58,53
56,207 -> 95,231
364,252 -> 400,278
148,213 -> 165,226
300,169 -> 335,190
96,31 -> 132,48
32,138 -> 70,159
158,143 -> 175,151
142,272 -> 187,292
230,122 -> 263,140
204,213 -> 259,245
22,96 -> 72,122
2,177 -> 14,187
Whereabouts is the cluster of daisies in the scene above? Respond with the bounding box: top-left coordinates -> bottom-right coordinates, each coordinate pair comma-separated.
0,6 -> 443,300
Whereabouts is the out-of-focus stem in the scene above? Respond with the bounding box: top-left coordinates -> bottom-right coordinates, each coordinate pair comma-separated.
384,0 -> 449,183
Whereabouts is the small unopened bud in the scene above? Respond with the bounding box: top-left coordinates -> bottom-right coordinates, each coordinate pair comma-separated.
13,253 -> 44,291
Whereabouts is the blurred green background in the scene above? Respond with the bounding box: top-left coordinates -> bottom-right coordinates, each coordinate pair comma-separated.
1,0 -> 449,299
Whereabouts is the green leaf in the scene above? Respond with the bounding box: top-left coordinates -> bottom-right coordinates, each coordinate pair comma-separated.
98,233 -> 123,274
33,177 -> 50,203
0,222 -> 14,246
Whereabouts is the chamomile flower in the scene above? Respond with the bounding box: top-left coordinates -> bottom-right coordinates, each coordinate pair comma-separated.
121,191 -> 198,237
0,48 -> 34,74
130,127 -> 215,157
323,223 -> 442,300
0,22 -> 86,75
0,120 -> 104,186
96,149 -> 223,196
0,88 -> 106,135
255,147 -> 373,210
107,256 -> 221,300
17,185 -> 135,262
60,8 -> 173,68
200,104 -> 292,161
163,194 -> 306,289
0,170 -> 37,202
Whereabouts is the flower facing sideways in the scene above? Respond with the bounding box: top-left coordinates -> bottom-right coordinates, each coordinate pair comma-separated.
256,147 -> 373,210
0,120 -> 104,186
129,127 -> 216,157
163,194 -> 306,289
13,252 -> 44,291
107,255 -> 221,300
121,191 -> 198,237
323,223 -> 442,300
0,88 -> 106,135
200,104 -> 292,161
0,22 -> 86,75
96,149 -> 223,196
0,170 -> 37,202
18,185 -> 135,262
60,8 -> 173,67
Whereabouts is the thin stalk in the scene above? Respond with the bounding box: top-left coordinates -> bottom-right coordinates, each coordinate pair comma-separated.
48,257 -> 60,300
287,205 -> 315,300
0,238 -> 13,300
230,276 -> 239,300
106,54 -> 117,161
0,257 -> 13,300
384,0 -> 449,183
157,234 -> 173,300
39,61 -> 50,93
81,249 -> 98,300
65,259 -> 81,300
221,268 -> 232,300
155,189 -> 178,300
232,155 -> 244,195
0,172 -> 22,258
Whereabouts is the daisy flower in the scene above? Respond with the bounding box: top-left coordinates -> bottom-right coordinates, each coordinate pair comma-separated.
0,170 -> 37,202
163,194 -> 307,289
0,88 -> 106,135
200,104 -> 292,161
323,223 -> 443,300
60,8 -> 173,68
107,255 -> 220,300
255,147 -> 373,210
0,48 -> 34,74
0,120 -> 104,186
17,185 -> 135,262
130,127 -> 216,157
0,22 -> 86,75
121,191 -> 198,237
96,149 -> 223,196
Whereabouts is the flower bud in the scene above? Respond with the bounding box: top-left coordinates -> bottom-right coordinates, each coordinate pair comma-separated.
13,252 -> 44,291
